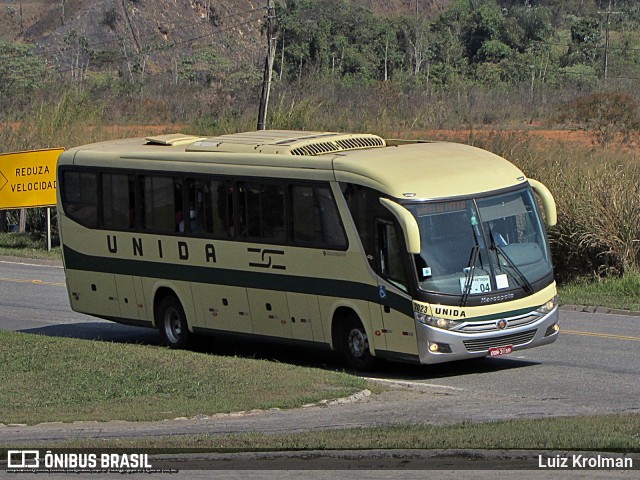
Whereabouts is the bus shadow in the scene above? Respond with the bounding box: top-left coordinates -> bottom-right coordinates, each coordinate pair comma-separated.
17,323 -> 538,379
18,322 -> 162,345
365,356 -> 540,381
193,336 -> 540,380
16,323 -> 342,368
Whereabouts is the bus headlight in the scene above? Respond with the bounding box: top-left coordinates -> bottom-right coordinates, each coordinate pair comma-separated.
415,312 -> 462,330
536,295 -> 558,315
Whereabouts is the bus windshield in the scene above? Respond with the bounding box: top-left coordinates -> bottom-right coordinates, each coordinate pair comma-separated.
407,187 -> 553,297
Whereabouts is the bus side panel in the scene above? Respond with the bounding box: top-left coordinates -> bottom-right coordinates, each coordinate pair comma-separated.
114,275 -> 141,320
380,304 -> 418,355
194,283 -> 252,334
378,281 -> 418,355
66,270 -> 120,318
247,289 -> 292,338
367,302 -> 388,352
133,276 -> 147,320
286,292 -> 317,342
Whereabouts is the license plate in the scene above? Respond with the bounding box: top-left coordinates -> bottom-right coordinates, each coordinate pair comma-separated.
459,274 -> 491,294
489,345 -> 513,357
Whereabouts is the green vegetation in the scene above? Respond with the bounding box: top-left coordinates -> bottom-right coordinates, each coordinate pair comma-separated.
1,0 -> 640,286
0,330 -> 369,425
16,414 -> 640,453
560,271 -> 640,311
0,233 -> 61,261
0,39 -> 48,97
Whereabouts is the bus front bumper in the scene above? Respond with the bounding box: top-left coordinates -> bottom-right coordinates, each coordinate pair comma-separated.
415,308 -> 560,365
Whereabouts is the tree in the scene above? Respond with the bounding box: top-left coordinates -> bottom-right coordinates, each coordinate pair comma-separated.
178,46 -> 232,86
462,0 -> 506,63
562,17 -> 601,67
0,40 -> 48,99
274,0 -> 404,81
62,30 -> 92,81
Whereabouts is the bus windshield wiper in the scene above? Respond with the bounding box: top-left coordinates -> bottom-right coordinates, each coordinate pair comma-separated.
488,227 -> 534,295
461,246 -> 480,307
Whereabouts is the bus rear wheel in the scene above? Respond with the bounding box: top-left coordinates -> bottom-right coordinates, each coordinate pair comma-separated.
157,296 -> 190,349
341,314 -> 375,371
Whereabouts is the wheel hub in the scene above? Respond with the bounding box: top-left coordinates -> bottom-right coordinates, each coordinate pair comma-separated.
166,309 -> 182,343
348,328 -> 368,358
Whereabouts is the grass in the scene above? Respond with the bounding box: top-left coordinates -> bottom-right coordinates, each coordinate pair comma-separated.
13,414 -> 640,453
0,232 -> 61,261
0,330 -> 369,425
558,271 -> 640,311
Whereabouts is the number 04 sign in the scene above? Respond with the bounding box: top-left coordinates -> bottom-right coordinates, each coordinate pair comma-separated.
0,148 -> 64,209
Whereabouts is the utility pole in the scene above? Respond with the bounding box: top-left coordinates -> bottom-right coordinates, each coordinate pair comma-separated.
599,0 -> 622,85
257,0 -> 276,131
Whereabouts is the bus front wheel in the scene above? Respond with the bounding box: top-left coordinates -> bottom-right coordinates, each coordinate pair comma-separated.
341,314 -> 375,371
157,296 -> 190,349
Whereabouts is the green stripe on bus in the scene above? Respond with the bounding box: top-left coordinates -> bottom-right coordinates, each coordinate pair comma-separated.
63,245 -> 414,317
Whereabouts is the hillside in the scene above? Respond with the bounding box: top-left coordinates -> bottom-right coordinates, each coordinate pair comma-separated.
0,0 -> 455,70
1,0 -> 267,72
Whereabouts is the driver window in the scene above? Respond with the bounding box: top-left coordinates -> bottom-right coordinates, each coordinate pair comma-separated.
377,220 -> 409,292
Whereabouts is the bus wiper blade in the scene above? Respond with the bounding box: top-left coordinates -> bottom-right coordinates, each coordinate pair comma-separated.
461,246 -> 480,307
495,244 -> 534,295
487,224 -> 534,295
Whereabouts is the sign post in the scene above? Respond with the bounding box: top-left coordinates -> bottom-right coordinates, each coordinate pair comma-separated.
0,148 -> 64,250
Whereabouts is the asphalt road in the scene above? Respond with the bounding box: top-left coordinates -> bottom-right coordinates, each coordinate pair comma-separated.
1,256 -> 638,477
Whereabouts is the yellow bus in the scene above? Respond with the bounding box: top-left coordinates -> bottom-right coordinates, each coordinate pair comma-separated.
57,130 -> 559,369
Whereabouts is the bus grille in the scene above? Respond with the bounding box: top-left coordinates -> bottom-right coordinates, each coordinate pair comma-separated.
463,329 -> 537,352
457,313 -> 540,333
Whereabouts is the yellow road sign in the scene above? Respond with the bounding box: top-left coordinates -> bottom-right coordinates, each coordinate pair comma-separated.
0,148 -> 64,209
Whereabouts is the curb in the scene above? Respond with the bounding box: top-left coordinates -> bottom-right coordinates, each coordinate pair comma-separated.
0,255 -> 62,267
559,304 -> 640,317
0,389 -> 373,429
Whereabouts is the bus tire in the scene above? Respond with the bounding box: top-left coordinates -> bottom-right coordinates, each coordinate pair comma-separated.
157,296 -> 190,349
341,314 -> 375,371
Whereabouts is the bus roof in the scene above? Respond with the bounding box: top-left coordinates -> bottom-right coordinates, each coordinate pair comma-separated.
60,130 -> 528,200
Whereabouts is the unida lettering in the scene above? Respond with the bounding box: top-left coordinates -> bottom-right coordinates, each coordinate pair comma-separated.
433,307 -> 466,318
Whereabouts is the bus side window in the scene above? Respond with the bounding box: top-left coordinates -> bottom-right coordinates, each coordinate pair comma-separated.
261,184 -> 286,241
343,183 -> 376,262
292,185 -> 318,243
293,185 -> 346,247
316,186 -> 346,248
62,171 -> 98,228
102,173 -> 135,230
238,181 -> 285,242
214,181 -> 233,238
185,178 -> 234,238
141,175 -> 177,233
186,178 -> 208,235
